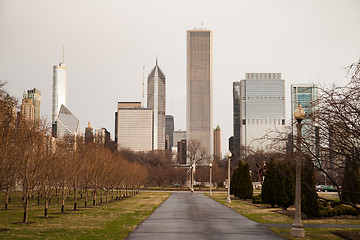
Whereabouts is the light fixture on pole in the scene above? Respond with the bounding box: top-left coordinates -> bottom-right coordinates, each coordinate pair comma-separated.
226,151 -> 232,203
190,165 -> 194,193
291,104 -> 305,237
209,162 -> 213,196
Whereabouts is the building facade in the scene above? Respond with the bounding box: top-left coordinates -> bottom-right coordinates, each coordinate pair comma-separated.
186,28 -> 213,164
52,61 -> 67,136
95,128 -> 110,145
166,115 -> 174,150
291,84 -> 319,158
116,102 -> 153,152
214,125 -> 221,160
21,88 -> 41,123
147,60 -> 166,150
85,122 -> 94,144
56,105 -> 81,138
235,73 -> 285,152
233,82 -> 241,157
173,130 -> 187,150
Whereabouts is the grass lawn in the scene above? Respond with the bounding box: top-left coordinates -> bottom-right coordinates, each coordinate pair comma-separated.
207,192 -> 360,239
0,191 -> 170,239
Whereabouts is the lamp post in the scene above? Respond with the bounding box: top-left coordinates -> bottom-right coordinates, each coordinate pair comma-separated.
291,104 -> 305,237
190,165 -> 194,192
209,162 -> 213,196
226,151 -> 232,203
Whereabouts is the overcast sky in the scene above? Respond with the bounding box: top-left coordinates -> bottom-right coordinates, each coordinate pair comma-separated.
1,0 -> 359,155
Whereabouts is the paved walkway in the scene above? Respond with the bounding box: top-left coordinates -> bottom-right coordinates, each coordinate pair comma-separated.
127,192 -> 284,240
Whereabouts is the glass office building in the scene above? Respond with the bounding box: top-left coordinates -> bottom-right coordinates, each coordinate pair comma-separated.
291,84 -> 319,158
234,73 -> 285,152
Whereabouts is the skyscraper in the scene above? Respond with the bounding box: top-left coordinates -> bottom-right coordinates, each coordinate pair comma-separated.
233,82 -> 241,157
56,105 -> 81,138
52,58 -> 67,133
235,73 -> 285,152
186,28 -> 213,164
147,59 -> 166,150
21,88 -> 41,123
166,115 -> 174,150
85,122 -> 94,144
214,125 -> 221,160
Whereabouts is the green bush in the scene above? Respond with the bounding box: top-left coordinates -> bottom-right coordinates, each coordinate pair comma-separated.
319,210 -> 328,218
318,205 -> 359,218
301,158 -> 320,218
261,159 -> 295,209
341,156 -> 360,205
252,194 -> 262,204
231,160 -> 253,200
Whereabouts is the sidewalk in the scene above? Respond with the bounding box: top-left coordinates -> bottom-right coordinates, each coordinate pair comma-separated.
127,192 -> 284,240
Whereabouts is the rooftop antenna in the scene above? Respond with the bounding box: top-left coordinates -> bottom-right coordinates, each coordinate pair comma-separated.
142,65 -> 145,107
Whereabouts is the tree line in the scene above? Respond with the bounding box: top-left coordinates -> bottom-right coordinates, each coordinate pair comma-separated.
0,82 -> 148,222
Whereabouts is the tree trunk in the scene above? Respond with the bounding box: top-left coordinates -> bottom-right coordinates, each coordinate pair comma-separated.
111,188 -> 114,201
5,188 -> 10,210
44,198 -> 49,217
85,190 -> 88,207
100,190 -> 103,204
93,191 -> 96,205
37,193 -> 40,205
23,195 -> 29,223
74,186 -> 77,210
61,187 -> 65,213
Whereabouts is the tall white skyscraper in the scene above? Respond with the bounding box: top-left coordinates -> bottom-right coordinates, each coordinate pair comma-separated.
147,59 -> 166,150
52,59 -> 67,125
186,28 -> 213,164
235,73 -> 285,152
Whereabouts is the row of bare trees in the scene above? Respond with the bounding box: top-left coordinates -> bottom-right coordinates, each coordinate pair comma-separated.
0,82 -> 148,222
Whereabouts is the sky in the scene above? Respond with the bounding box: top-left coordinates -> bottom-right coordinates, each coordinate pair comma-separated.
1,0 -> 360,156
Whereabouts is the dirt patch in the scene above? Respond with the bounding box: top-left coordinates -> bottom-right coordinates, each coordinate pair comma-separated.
332,230 -> 360,240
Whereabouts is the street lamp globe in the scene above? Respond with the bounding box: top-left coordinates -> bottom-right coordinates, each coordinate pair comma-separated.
294,104 -> 305,123
227,151 -> 232,158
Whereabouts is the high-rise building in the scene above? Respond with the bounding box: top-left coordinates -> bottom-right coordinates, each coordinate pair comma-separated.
95,128 -> 110,146
85,122 -> 94,144
116,102 -> 153,152
234,73 -> 285,152
177,139 -> 187,164
20,98 -> 35,123
291,84 -> 319,157
52,58 -> 67,136
173,130 -> 187,149
21,88 -> 41,123
166,115 -> 174,150
214,125 -> 221,160
56,104 -> 81,138
233,82 -> 241,157
147,59 -> 166,150
186,28 -> 213,164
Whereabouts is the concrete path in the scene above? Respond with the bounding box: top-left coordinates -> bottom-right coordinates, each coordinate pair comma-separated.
127,192 -> 283,240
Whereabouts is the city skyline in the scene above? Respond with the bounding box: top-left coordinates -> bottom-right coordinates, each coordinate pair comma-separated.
1,0 -> 359,155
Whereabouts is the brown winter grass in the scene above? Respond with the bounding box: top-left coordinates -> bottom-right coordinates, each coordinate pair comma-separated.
0,191 -> 170,239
